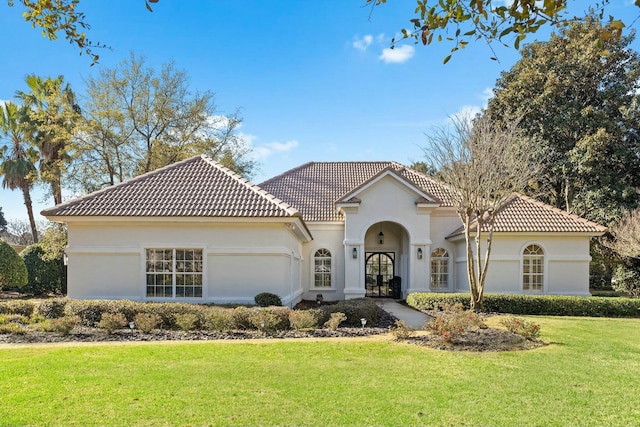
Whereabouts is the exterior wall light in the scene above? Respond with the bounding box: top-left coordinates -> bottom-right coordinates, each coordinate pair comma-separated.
378,231 -> 384,245
417,248 -> 423,259
352,247 -> 358,259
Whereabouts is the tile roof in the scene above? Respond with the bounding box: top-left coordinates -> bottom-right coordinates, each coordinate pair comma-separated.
42,155 -> 300,218
259,161 -> 454,222
447,193 -> 607,237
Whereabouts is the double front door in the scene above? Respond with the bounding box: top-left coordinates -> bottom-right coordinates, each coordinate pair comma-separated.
365,252 -> 395,297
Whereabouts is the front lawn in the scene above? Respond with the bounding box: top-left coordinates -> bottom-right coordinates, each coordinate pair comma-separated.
1,316 -> 639,426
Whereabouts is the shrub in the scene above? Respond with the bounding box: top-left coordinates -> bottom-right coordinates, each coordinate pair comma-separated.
321,299 -> 379,326
204,307 -> 234,332
324,312 -> 347,331
424,303 -> 485,343
64,300 -> 140,326
97,312 -> 127,334
0,314 -> 29,325
175,313 -> 200,331
35,299 -> 67,319
0,300 -> 36,317
134,313 -> 161,333
232,306 -> 254,330
254,292 -> 282,307
407,292 -> 640,318
288,309 -> 322,331
500,317 -> 541,340
0,240 -> 28,290
41,316 -> 79,335
0,322 -> 27,334
390,320 -> 416,340
612,262 -> 640,298
248,307 -> 290,333
20,244 -> 61,295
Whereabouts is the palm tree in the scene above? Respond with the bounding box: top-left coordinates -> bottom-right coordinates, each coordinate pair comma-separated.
0,102 -> 39,243
17,74 -> 80,205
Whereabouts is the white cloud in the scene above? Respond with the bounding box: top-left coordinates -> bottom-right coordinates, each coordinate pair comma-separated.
352,35 -> 373,51
251,139 -> 299,160
379,45 -> 415,64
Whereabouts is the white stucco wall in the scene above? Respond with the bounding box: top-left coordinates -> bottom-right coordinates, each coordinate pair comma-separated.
450,234 -> 593,296
302,224 -> 345,301
65,220 -> 304,306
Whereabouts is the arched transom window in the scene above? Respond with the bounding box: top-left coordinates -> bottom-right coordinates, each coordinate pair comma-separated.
523,244 -> 544,291
431,248 -> 449,289
314,249 -> 332,288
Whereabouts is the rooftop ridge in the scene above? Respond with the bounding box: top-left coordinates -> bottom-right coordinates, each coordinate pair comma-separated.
200,155 -> 300,217
514,193 -> 607,232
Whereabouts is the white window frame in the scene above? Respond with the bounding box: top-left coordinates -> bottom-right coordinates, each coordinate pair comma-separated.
521,243 -> 545,293
430,248 -> 450,290
311,248 -> 334,290
145,248 -> 204,299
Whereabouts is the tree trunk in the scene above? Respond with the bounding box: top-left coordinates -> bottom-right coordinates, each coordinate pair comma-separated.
21,184 -> 38,244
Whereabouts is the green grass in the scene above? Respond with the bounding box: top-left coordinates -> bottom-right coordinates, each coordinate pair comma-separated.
1,316 -> 639,426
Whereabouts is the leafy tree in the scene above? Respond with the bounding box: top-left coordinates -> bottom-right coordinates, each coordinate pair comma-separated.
606,208 -> 640,296
0,239 -> 28,290
0,207 -> 6,232
5,0 -> 157,64
17,74 -> 81,206
485,18 -> 640,227
69,53 -> 254,192
368,0 -> 635,62
423,114 -> 541,310
20,244 -> 61,295
0,101 -> 39,242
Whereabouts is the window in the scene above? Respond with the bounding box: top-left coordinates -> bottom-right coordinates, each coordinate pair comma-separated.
146,249 -> 203,298
431,248 -> 449,289
313,248 -> 332,288
523,244 -> 544,291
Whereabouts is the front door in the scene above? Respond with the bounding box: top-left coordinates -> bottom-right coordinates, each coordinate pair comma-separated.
365,252 -> 395,297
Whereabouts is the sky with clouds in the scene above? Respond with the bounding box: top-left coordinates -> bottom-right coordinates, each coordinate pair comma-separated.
0,0 -> 639,222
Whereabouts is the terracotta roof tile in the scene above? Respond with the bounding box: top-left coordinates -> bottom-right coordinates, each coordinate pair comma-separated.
42,155 -> 299,218
259,162 -> 453,222
447,193 -> 607,237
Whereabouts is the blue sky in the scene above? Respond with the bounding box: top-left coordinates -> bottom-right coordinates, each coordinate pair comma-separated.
1,0 -> 638,223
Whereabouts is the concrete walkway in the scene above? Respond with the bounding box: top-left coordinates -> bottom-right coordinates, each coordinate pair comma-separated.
374,300 -> 430,330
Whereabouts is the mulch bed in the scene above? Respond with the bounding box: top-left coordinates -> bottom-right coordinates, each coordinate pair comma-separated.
402,328 -> 546,352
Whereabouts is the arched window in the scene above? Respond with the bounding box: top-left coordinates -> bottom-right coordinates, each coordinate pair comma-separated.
431,248 -> 449,289
313,249 -> 332,288
523,244 -> 544,291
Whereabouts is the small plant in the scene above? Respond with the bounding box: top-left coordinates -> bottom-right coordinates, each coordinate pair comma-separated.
44,316 -> 79,335
500,317 -> 541,340
390,320 -> 416,340
254,292 -> 282,307
0,322 -> 27,334
134,313 -> 161,333
204,308 -> 234,332
0,314 -> 29,325
35,299 -> 67,319
424,303 -> 485,343
232,306 -> 254,330
175,313 -> 200,331
97,312 -> 127,334
248,307 -> 290,333
288,309 -> 322,331
324,312 -> 347,331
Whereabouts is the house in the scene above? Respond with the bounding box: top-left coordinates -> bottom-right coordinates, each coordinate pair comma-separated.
42,154 -> 606,306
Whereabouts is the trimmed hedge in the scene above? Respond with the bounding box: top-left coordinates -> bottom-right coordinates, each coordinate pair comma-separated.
406,292 -> 640,318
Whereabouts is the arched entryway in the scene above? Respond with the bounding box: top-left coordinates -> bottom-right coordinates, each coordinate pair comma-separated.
363,221 -> 409,298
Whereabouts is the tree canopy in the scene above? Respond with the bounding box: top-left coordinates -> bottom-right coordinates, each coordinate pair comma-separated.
368,0 -> 637,62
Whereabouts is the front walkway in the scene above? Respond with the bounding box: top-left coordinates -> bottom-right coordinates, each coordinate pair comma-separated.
374,300 -> 430,330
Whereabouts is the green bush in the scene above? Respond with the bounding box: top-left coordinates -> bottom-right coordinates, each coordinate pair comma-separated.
20,244 -> 61,295
288,309 -> 322,331
232,306 -> 254,330
0,240 -> 28,290
0,314 -> 29,325
248,307 -> 290,333
407,292 -> 640,318
204,307 -> 234,332
321,299 -> 379,326
324,312 -> 346,331
254,292 -> 282,307
133,313 -> 161,333
612,262 -> 640,298
0,300 -> 36,317
39,316 -> 79,335
175,313 -> 200,331
35,299 -> 67,319
97,312 -> 127,334
0,322 -> 27,334
64,300 -> 137,326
